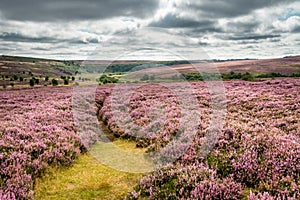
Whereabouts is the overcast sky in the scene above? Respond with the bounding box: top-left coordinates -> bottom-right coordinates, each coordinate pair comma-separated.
0,0 -> 299,60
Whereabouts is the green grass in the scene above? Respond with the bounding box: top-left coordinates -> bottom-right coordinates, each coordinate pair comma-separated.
34,140 -> 146,200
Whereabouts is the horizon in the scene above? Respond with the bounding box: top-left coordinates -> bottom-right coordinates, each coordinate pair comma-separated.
1,54 -> 299,62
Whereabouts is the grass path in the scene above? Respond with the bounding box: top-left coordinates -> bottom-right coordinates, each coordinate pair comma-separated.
34,140 -> 145,200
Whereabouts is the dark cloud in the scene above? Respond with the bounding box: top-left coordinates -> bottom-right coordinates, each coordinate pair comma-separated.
0,32 -> 58,43
0,0 -> 159,21
227,34 -> 281,41
0,32 -> 100,44
224,20 -> 259,33
31,47 -> 51,51
183,0 -> 297,18
149,13 -> 215,28
292,26 -> 300,33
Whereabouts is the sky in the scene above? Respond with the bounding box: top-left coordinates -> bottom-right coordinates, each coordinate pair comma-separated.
0,0 -> 299,60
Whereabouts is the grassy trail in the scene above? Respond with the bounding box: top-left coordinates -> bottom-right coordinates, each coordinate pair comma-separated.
34,140 -> 144,200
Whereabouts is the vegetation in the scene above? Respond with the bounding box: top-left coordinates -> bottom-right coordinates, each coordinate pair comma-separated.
52,79 -> 58,86
182,71 -> 300,81
29,79 -> 35,87
34,146 -> 142,200
98,74 -> 118,84
64,79 -> 69,85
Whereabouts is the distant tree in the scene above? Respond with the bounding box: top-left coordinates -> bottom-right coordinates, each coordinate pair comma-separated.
45,76 -> 49,81
13,74 -> 18,81
29,79 -> 35,87
71,76 -> 75,81
171,74 -> 178,80
2,84 -> 6,89
64,79 -> 69,85
10,82 -> 14,87
52,79 -> 58,86
35,78 -> 39,84
141,74 -> 149,81
19,77 -> 24,82
241,72 -> 254,81
150,75 -> 155,81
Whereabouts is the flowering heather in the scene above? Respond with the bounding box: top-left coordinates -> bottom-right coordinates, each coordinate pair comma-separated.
0,87 -> 82,199
0,78 -> 299,199
95,78 -> 299,199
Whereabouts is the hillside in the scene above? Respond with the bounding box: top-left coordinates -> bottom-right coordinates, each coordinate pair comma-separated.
172,56 -> 300,74
125,56 -> 300,80
0,55 -> 80,88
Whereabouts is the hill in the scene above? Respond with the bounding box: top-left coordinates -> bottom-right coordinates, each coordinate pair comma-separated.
0,55 -> 80,88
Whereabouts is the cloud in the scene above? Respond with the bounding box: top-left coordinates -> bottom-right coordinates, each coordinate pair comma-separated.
181,0 -> 298,18
0,31 -> 101,44
0,32 -> 58,43
0,0 -> 299,60
149,13 -> 215,28
227,34 -> 281,41
0,0 -> 159,21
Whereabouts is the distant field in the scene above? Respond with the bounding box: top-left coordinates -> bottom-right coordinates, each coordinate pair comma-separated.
126,56 -> 300,80
1,55 -> 299,88
0,55 -> 80,88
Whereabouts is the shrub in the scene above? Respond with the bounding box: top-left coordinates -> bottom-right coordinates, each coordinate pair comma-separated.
35,78 -> 39,85
29,79 -> 35,87
13,74 -> 18,81
140,74 -> 149,81
51,79 -> 58,86
241,72 -> 254,81
64,79 -> 69,85
128,164 -> 243,199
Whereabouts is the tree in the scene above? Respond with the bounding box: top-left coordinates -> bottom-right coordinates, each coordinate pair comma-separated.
13,74 -> 18,81
52,79 -> 58,86
29,79 -> 35,87
19,77 -> 24,82
45,76 -> 49,81
10,82 -> 14,88
71,76 -> 75,81
150,75 -> 155,81
64,79 -> 69,85
241,72 -> 254,81
141,74 -> 149,81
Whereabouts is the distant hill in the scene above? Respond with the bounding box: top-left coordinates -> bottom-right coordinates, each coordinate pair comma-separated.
0,55 -> 80,77
1,55 -> 299,88
0,55 -> 80,88
172,56 -> 300,74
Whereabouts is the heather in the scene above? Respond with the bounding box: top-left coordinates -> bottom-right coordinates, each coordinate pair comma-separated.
95,78 -> 299,199
0,78 -> 299,199
0,87 -> 82,199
